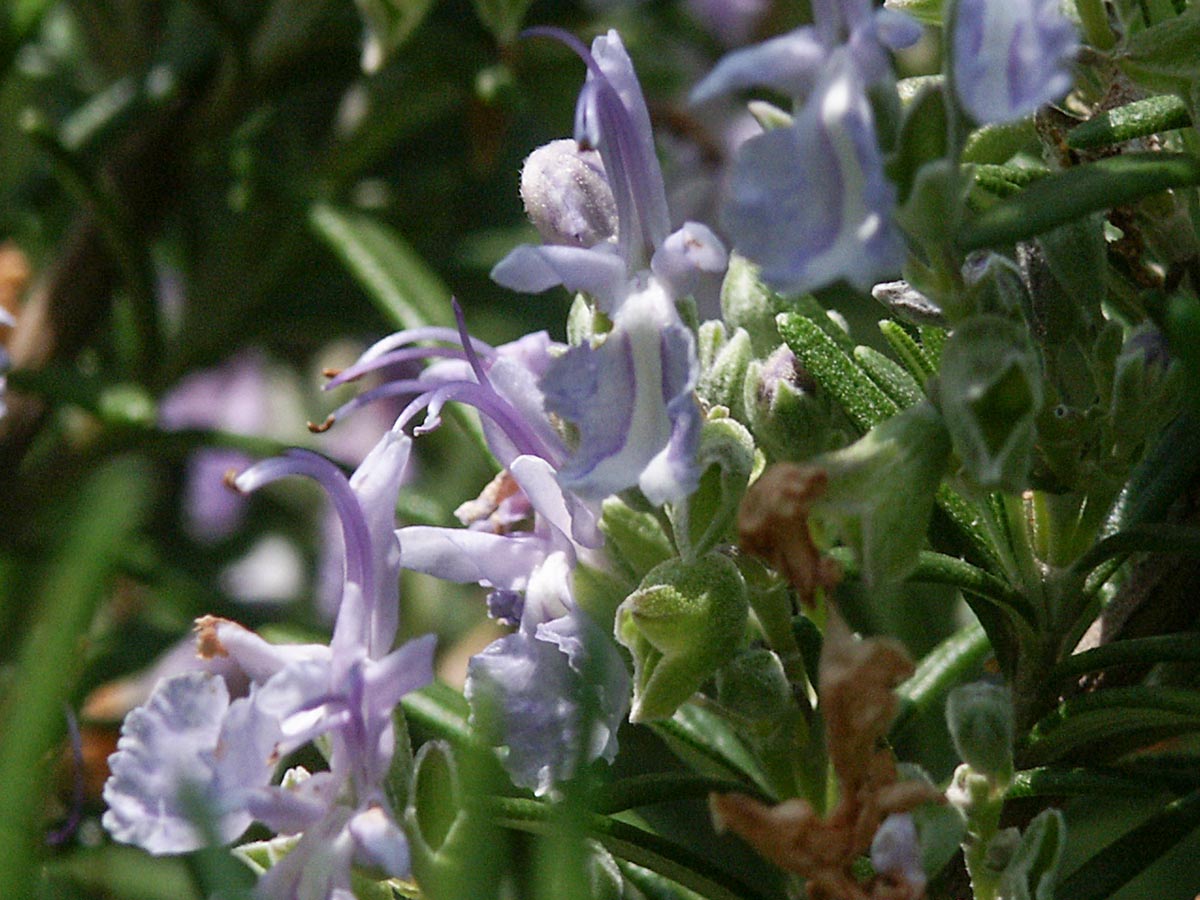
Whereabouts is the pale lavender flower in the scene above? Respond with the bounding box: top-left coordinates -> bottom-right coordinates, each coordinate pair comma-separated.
104,427 -> 436,893
464,551 -> 631,795
952,0 -> 1078,125
541,276 -> 702,506
689,0 -> 920,104
871,812 -> 926,893
691,0 -> 917,296
320,316 -> 633,796
488,31 -> 713,504
492,29 -> 728,318
158,351 -> 274,541
723,47 -> 905,295
686,0 -> 771,47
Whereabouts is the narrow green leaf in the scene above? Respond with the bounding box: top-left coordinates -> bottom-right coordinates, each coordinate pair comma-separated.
310,203 -> 454,330
1056,789 -> 1200,900
651,702 -> 774,797
1008,766 -> 1177,799
592,773 -> 769,816
1119,5 -> 1200,95
489,797 -> 779,900
879,319 -> 937,387
1022,686 -> 1200,766
1054,634 -> 1200,680
960,153 -> 1200,250
1068,523 -> 1200,577
853,345 -> 924,408
971,163 -> 1050,198
402,680 -> 473,746
1067,94 -> 1192,150
0,458 -> 154,898
831,548 -> 1036,628
893,621 -> 990,735
777,312 -> 898,431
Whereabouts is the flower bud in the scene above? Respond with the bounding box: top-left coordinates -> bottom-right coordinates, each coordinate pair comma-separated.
697,321 -> 753,420
997,809 -> 1066,900
520,139 -> 618,249
946,681 -> 1013,778
720,253 -> 794,357
598,495 -> 675,584
715,648 -> 792,728
743,345 -> 840,462
938,315 -> 1042,492
616,552 -> 748,723
809,402 -> 951,594
1109,325 -> 1181,460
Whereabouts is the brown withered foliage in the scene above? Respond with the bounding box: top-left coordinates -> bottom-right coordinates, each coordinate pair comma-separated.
723,467 -> 940,898
737,463 -> 842,608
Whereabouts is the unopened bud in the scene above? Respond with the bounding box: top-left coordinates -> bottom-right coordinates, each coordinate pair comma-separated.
520,139 -> 617,249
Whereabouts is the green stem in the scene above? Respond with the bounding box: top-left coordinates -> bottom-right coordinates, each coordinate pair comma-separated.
1076,0 -> 1117,49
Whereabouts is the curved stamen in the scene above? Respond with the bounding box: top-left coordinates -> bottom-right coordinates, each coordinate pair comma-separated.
325,345 -> 470,390
396,380 -> 562,465
235,450 -> 375,610
452,299 -> 491,389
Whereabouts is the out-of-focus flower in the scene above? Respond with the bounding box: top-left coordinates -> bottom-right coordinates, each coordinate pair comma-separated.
158,351 -> 282,541
686,0 -> 771,47
951,0 -> 1078,125
690,0 -> 920,104
722,47 -> 905,295
465,551 -> 630,795
692,1 -> 918,296
104,428 -> 436,894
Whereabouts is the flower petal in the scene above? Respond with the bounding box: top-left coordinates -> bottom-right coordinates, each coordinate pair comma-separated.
952,0 -> 1078,125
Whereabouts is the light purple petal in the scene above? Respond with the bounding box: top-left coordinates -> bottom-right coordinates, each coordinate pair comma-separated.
589,30 -> 672,256
871,812 -> 926,891
542,280 -> 701,504
508,454 -> 602,551
517,551 -> 574,631
953,0 -> 1078,125
364,633 -> 437,714
466,607 -> 628,796
196,616 -> 329,685
246,772 -> 340,835
349,806 -> 411,877
536,612 -> 630,766
724,48 -> 903,295
102,672 -> 277,853
255,809 -> 356,900
490,243 -> 629,313
690,28 -> 828,104
650,222 -> 729,314
398,525 -> 550,591
342,428 -> 411,656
